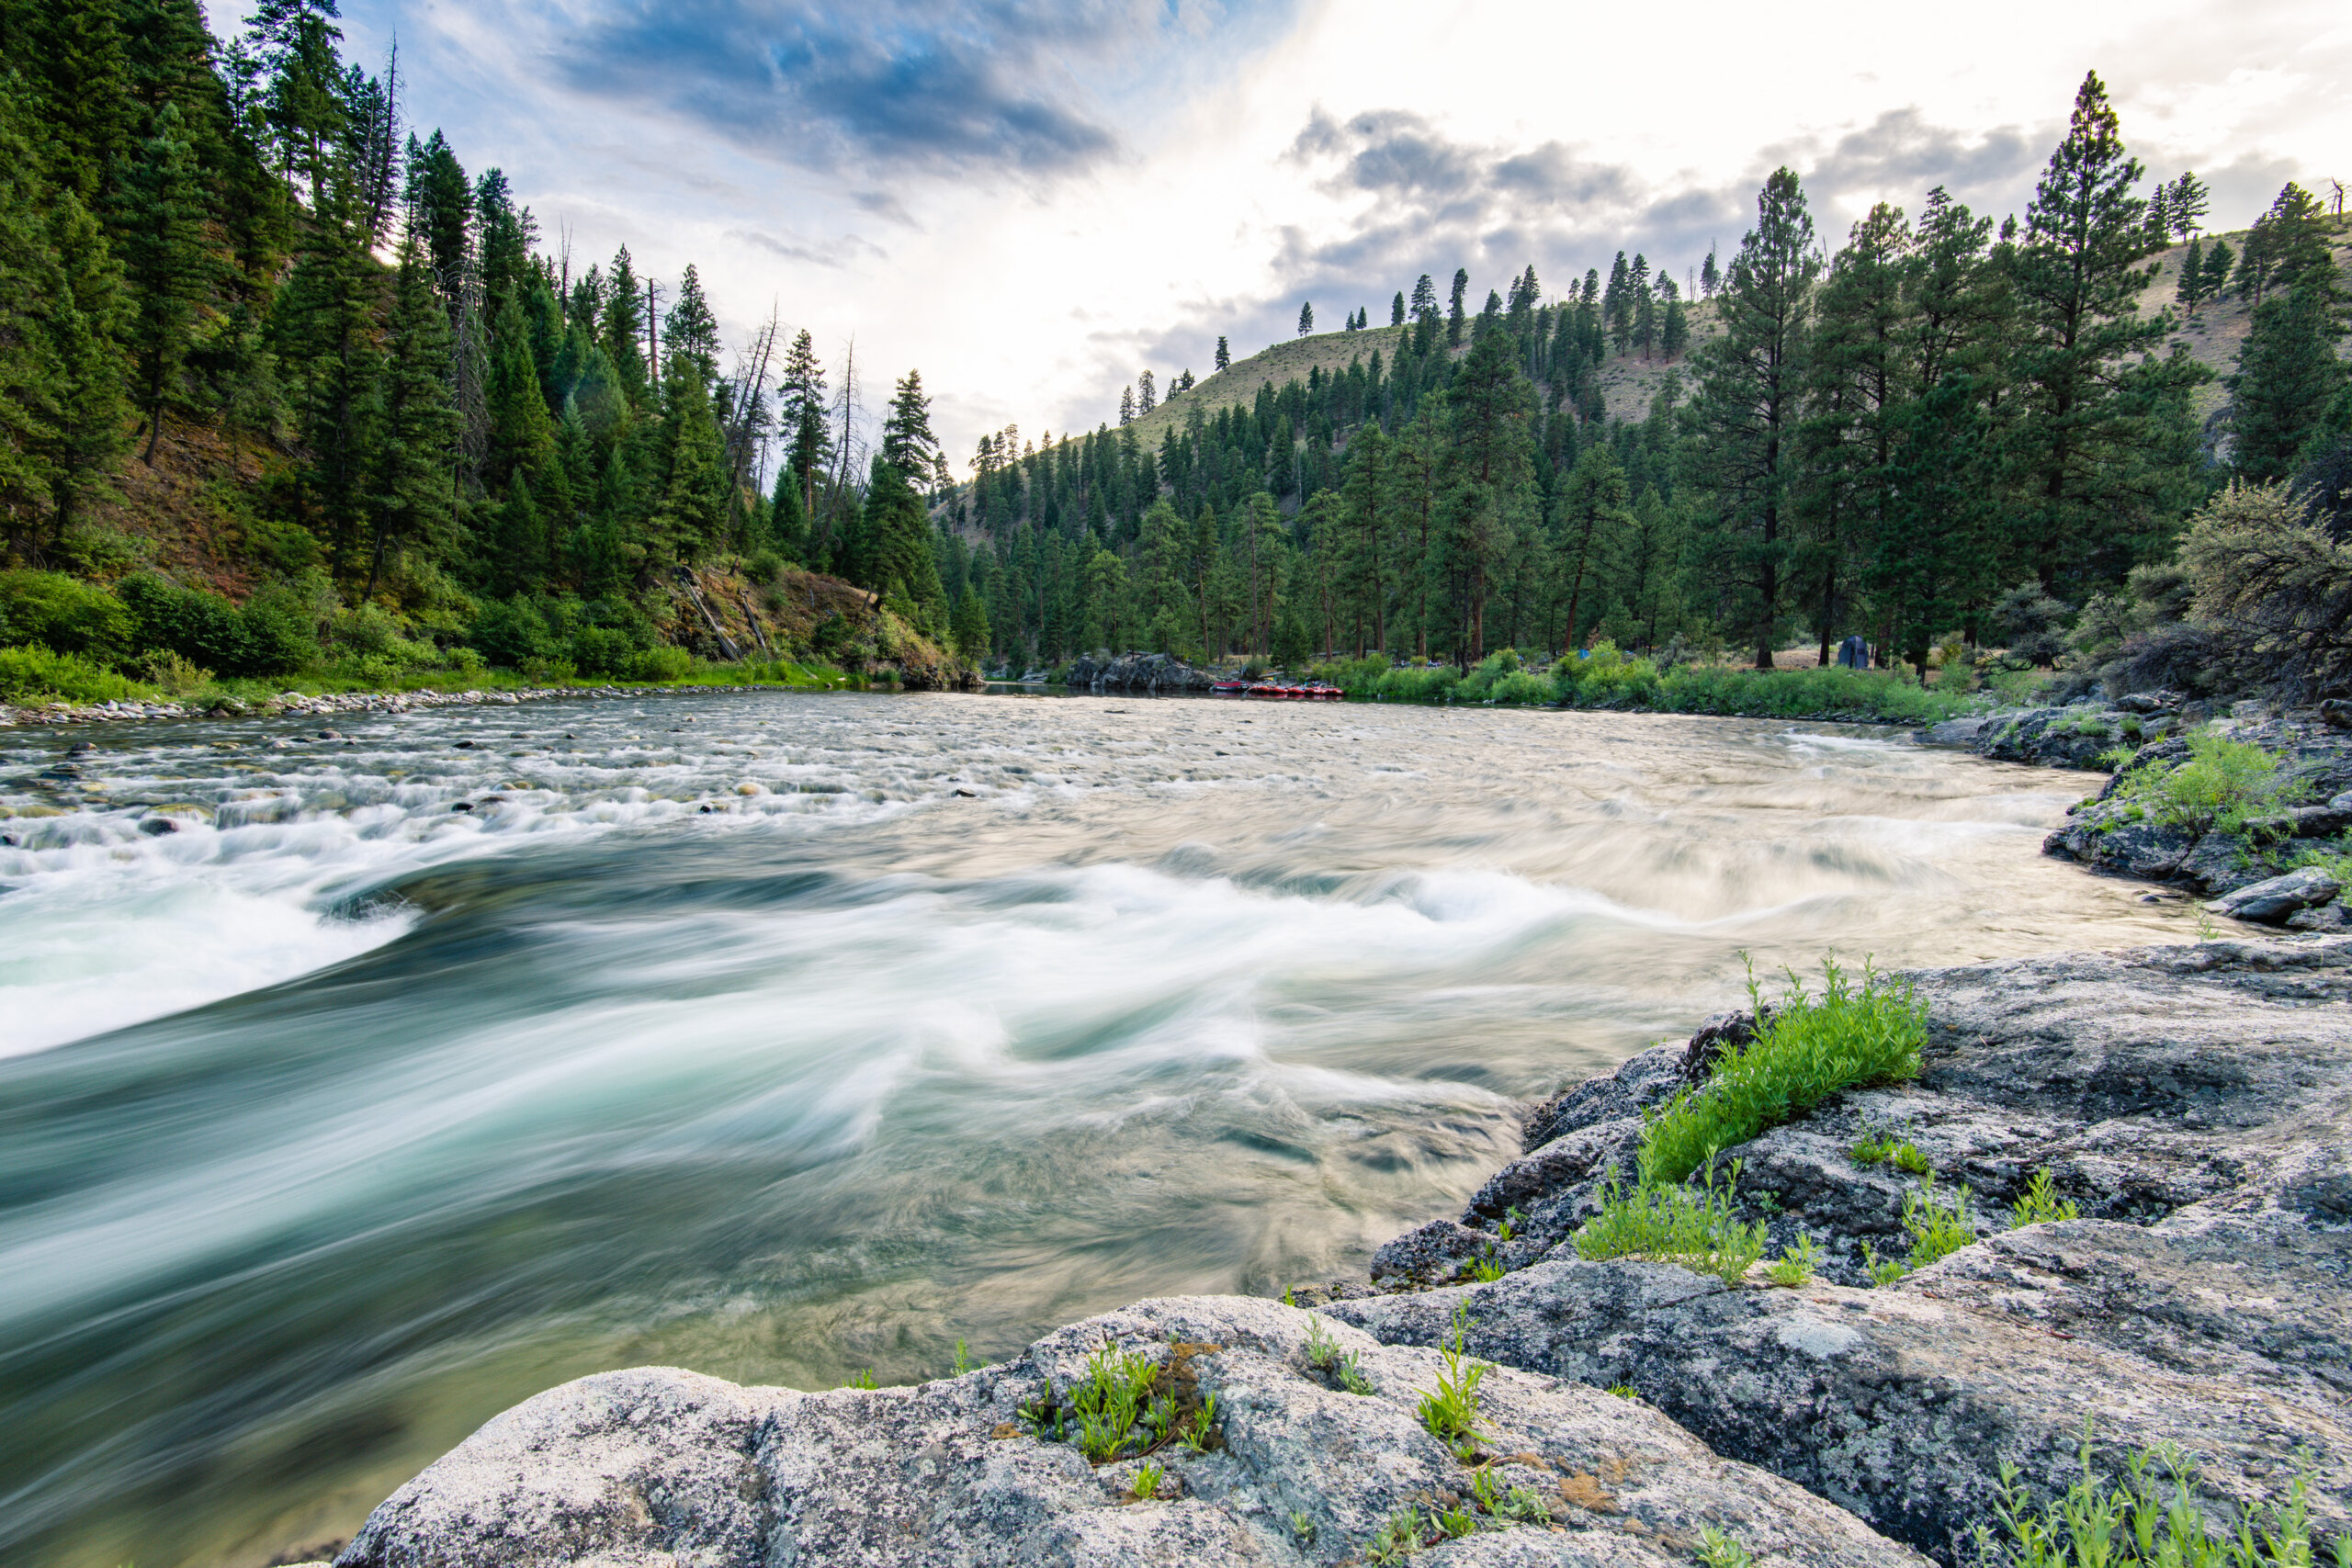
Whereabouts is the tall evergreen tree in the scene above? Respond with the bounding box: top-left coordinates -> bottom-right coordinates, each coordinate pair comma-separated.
2007,71 -> 2173,592
1215,335 -> 1230,372
776,327 -> 829,519
1683,167 -> 1819,667
1297,300 -> 1314,336
366,239 -> 459,595
116,100 -> 207,461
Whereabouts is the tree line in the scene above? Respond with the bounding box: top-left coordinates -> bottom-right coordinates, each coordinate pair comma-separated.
953,73 -> 2346,675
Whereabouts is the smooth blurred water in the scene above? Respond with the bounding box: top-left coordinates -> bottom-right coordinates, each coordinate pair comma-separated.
0,692 -> 2191,1567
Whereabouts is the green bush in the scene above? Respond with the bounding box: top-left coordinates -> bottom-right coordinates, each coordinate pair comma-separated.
1641,957 -> 1927,1185
1309,655 -> 1390,694
2112,731 -> 2300,837
1489,669 -> 1555,705
1457,648 -> 1524,700
1376,664 -> 1460,701
0,644 -> 155,703
625,645 -> 694,682
0,570 -> 137,663
114,571 -> 307,677
469,596 -> 555,669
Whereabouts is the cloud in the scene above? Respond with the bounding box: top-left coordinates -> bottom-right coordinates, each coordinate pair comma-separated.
552,0 -> 1244,180
726,226 -> 888,267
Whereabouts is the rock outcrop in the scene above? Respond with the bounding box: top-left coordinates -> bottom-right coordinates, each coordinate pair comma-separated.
330,940 -> 2352,1568
1065,652 -> 1222,693
336,1296 -> 1923,1568
2035,714 -> 2352,913
1333,939 -> 2352,1560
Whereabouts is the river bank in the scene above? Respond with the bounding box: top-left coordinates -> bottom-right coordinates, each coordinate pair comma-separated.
320,935 -> 2352,1568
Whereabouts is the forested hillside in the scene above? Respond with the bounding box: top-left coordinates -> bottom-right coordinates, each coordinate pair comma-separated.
1,15 -> 2346,703
0,0 -> 968,697
952,78 -> 2351,685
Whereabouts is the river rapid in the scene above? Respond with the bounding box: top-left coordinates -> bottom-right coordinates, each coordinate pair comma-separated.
0,690 -> 2192,1567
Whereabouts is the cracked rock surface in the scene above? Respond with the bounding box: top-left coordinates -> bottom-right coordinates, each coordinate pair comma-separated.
337,1296 -> 1921,1568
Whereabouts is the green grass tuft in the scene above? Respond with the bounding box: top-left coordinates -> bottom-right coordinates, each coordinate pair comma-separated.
1902,1178 -> 1978,1269
2008,1168 -> 2082,1229
1642,957 -> 1927,1186
1573,1156 -> 1768,1285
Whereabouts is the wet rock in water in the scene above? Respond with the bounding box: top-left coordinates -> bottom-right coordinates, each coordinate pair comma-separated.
2205,867 -> 2341,924
1332,939 -> 2352,1562
1368,1217 -> 1494,1285
138,816 -> 179,835
338,1297 -> 1924,1568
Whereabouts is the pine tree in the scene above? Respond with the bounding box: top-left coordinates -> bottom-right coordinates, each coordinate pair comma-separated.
2230,284 -> 2347,481
1555,445 -> 1631,649
1136,368 -> 1156,414
1434,324 -> 1537,660
1118,384 -> 1135,424
117,101 -> 208,462
2202,239 -> 2233,300
405,129 -> 469,297
2174,236 -> 2205,315
1699,245 -> 1719,299
1215,335 -> 1230,372
767,460 -> 807,561
879,368 -> 937,474
2007,71 -> 2174,591
366,239 -> 459,595
864,456 -> 944,615
951,581 -> 990,656
662,264 -> 720,379
1298,300 -> 1314,336
1446,268 -> 1469,347
2166,172 -> 2209,240
1682,167 -> 1819,668
601,244 -> 646,401
1391,291 -> 1405,327
776,327 -> 829,519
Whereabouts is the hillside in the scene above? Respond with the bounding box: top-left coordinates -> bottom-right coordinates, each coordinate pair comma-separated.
2136,220 -> 2352,423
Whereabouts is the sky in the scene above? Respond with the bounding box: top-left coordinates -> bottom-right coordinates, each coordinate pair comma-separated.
213,0 -> 2352,468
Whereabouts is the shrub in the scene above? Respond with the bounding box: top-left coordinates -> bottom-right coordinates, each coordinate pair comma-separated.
1572,1156 -> 1768,1284
0,570 -> 136,663
2177,479 -> 2352,703
237,582 -> 322,674
1310,655 -> 1389,694
469,596 -> 555,669
114,571 -> 305,676
1488,669 -> 1555,705
0,644 -> 155,703
625,645 -> 695,682
2110,731 -> 2299,837
2008,1168 -> 2081,1229
1641,957 -> 1926,1185
1765,1234 -> 1820,1287
745,547 -> 784,583
1413,1304 -> 1489,1450
1377,664 -> 1460,701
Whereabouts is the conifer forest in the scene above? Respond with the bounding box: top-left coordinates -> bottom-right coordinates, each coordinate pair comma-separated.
2,0 -> 2347,693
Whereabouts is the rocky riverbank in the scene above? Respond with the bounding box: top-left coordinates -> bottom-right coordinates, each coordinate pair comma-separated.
316,936 -> 2352,1568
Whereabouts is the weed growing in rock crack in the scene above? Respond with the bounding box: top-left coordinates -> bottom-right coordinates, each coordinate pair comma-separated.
1130,1461 -> 1163,1501
2195,908 -> 2222,942
1339,1351 -> 1375,1395
1498,1205 -> 1522,1242
1469,1247 -> 1505,1283
1861,1240 -> 1909,1287
1766,1234 -> 1820,1287
1305,1312 -> 1341,1373
1291,1510 -> 1316,1542
2292,831 -> 2352,881
951,1337 -> 974,1376
1697,1525 -> 1756,1568
1366,1505 -> 1428,1562
1146,1392 -> 1179,1443
1070,1341 -> 1161,1461
1180,1393 -> 1218,1453
842,1369 -> 878,1389
1977,1422 -> 2349,1568
1641,955 -> 1926,1185
1473,1465 -> 1555,1523
1573,1155 -> 1768,1284
1415,1303 -> 1490,1449
1435,1502 -> 1479,1538
1608,1383 -> 1640,1399
1903,1177 -> 1978,1269
1850,1131 -> 1931,1175
2008,1168 -> 2081,1229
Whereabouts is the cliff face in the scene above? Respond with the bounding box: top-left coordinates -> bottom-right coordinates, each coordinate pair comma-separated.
324,939 -> 2352,1568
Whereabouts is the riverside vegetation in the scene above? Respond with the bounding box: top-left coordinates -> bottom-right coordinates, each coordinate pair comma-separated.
6,33 -> 2348,718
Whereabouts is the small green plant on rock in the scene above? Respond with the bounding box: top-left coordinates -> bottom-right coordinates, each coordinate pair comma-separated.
1766,1234 -> 1820,1287
1850,1131 -> 1931,1175
1070,1340 -> 1159,1462
1641,956 -> 1926,1185
2008,1168 -> 2081,1229
1498,1205 -> 1522,1242
1416,1303 -> 1490,1450
1468,1248 -> 1505,1283
1861,1240 -> 1909,1287
1697,1526 -> 1755,1568
842,1368 -> 878,1389
1903,1178 -> 1978,1269
1338,1351 -> 1375,1395
1608,1382 -> 1640,1399
1304,1312 -> 1341,1372
1977,1423 -> 2347,1568
2110,731 -> 2300,839
1291,1509 -> 1316,1542
1574,1155 -> 1768,1284
1180,1393 -> 1218,1453
951,1337 -> 974,1376
1130,1461 -> 1164,1500
1472,1464 -> 1555,1524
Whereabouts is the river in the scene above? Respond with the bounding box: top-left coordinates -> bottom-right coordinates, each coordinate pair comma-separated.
0,690 -> 2190,1567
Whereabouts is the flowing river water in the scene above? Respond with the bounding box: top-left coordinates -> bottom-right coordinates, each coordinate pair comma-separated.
0,691 -> 2194,1567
